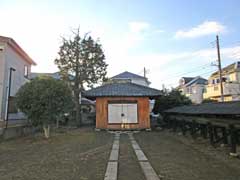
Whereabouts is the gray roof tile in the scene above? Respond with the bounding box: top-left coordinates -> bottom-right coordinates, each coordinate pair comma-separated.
165,101 -> 240,115
111,71 -> 146,79
84,82 -> 161,99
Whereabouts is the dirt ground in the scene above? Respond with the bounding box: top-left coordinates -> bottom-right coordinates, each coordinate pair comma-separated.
135,130 -> 240,180
1,128 -> 240,180
0,127 -> 113,180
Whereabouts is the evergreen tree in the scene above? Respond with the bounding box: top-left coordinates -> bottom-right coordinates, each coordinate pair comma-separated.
55,29 -> 108,126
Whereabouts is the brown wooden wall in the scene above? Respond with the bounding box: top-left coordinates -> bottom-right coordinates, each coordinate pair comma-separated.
96,97 -> 150,130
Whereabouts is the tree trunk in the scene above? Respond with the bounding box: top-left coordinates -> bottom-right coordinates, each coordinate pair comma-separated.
75,93 -> 82,127
43,124 -> 50,139
56,119 -> 59,128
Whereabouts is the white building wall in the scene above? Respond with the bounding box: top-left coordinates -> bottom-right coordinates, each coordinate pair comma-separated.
181,84 -> 205,104
131,78 -> 149,86
0,42 -> 6,121
0,45 -> 31,121
190,84 -> 204,104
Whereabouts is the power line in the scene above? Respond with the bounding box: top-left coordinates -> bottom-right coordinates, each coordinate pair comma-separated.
159,64 -> 213,82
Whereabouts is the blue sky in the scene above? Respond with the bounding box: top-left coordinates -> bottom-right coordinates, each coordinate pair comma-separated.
1,0 -> 240,88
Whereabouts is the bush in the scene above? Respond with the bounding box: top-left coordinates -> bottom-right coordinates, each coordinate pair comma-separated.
202,98 -> 218,103
153,89 -> 191,114
16,77 -> 74,138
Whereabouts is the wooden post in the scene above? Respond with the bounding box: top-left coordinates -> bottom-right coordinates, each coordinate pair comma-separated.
181,120 -> 186,136
191,120 -> 196,138
203,124 -> 208,139
222,127 -> 228,145
167,117 -> 171,129
208,123 -> 214,145
213,126 -> 220,140
200,124 -> 205,138
229,124 -> 238,156
173,118 -> 177,132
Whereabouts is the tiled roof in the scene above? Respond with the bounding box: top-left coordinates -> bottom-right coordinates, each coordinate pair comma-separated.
111,71 -> 146,79
84,82 -> 161,99
164,101 -> 240,115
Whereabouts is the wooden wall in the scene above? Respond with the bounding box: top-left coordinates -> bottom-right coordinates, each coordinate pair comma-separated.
96,97 -> 150,130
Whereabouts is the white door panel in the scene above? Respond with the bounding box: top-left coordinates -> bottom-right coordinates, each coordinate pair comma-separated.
108,104 -> 122,123
126,104 -> 138,123
108,103 -> 138,124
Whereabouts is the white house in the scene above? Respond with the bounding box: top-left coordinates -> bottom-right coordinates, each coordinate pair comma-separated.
109,71 -> 156,111
178,76 -> 207,104
0,36 -> 36,124
110,71 -> 151,86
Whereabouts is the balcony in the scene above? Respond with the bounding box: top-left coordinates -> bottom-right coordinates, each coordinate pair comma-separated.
203,82 -> 240,99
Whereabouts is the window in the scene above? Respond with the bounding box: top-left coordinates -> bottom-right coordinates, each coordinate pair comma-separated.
187,87 -> 192,94
24,65 -> 28,78
216,78 -> 220,83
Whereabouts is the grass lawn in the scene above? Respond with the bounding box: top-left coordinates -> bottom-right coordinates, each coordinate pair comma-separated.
0,127 -> 113,180
135,130 -> 240,180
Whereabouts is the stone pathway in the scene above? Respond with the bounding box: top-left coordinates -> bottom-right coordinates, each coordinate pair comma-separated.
104,131 -> 160,180
104,132 -> 120,180
128,133 -> 160,180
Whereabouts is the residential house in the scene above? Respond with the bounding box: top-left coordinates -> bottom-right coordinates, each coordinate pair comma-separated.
178,76 -> 207,104
109,71 -> 157,111
84,82 -> 161,130
110,71 -> 151,86
0,36 -> 36,124
203,61 -> 240,101
30,72 -> 63,80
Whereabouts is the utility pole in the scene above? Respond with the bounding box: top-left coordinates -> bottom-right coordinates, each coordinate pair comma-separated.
143,67 -> 146,78
216,35 -> 224,102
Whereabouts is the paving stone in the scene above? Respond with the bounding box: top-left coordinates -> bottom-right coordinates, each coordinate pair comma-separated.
129,135 -> 134,140
109,149 -> 119,161
131,140 -> 137,144
139,161 -> 160,180
112,142 -> 119,150
104,162 -> 118,180
114,136 -> 120,140
134,149 -> 148,161
132,143 -> 141,150
113,139 -> 119,143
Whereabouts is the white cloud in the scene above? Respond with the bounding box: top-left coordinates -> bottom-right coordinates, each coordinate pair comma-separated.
175,21 -> 226,39
128,21 -> 150,33
106,45 -> 240,89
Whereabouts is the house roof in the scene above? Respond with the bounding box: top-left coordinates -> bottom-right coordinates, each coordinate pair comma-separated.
30,72 -> 61,80
81,98 -> 95,105
185,76 -> 207,87
0,35 -> 36,65
164,101 -> 240,115
111,71 -> 146,80
30,72 -> 74,80
84,82 -> 161,99
181,77 -> 195,84
211,61 -> 240,77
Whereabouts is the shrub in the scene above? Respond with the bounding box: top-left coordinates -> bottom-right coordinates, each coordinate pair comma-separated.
16,77 -> 74,138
